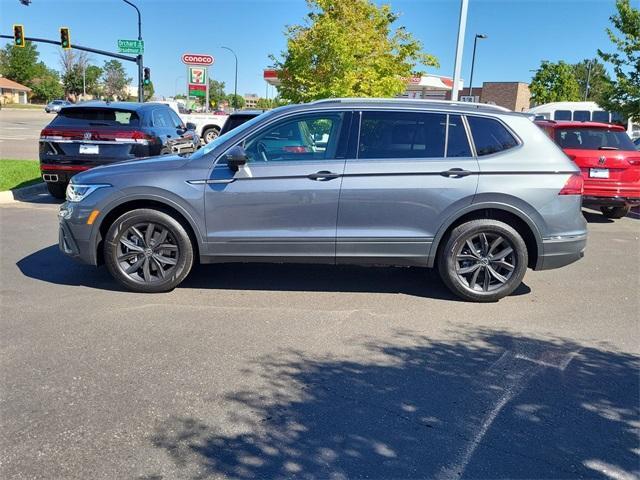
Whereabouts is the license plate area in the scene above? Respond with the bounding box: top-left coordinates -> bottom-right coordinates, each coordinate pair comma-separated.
79,144 -> 99,155
589,168 -> 609,179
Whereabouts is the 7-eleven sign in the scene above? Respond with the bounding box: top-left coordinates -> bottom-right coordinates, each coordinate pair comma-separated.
189,67 -> 207,85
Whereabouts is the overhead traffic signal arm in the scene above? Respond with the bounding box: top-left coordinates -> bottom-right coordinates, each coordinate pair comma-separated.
13,24 -> 25,47
60,27 -> 71,50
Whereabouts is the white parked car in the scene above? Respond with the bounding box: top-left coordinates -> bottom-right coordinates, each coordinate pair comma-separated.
151,101 -> 228,144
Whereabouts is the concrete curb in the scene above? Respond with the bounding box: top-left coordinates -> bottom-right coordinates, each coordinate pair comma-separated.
0,182 -> 48,204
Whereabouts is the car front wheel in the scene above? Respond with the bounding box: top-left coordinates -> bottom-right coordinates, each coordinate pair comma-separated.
202,127 -> 219,144
437,219 -> 528,302
104,209 -> 194,293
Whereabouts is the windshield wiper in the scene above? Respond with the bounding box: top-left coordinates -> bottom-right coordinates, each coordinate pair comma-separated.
599,146 -> 619,150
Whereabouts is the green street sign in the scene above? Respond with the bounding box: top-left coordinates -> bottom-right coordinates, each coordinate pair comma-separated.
117,39 -> 144,54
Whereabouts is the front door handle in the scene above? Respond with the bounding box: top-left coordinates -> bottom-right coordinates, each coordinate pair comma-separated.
440,168 -> 472,178
308,171 -> 340,181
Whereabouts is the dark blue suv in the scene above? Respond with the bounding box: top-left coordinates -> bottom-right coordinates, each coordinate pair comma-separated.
39,101 -> 199,198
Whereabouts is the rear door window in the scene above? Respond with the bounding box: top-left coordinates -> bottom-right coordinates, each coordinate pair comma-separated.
554,110 -> 572,121
358,111 -> 446,159
152,108 -> 174,128
573,110 -> 591,122
51,108 -> 140,127
466,116 -> 518,156
592,111 -> 610,123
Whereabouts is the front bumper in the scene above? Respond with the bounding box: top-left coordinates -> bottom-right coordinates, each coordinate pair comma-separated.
536,233 -> 587,271
58,201 -> 104,265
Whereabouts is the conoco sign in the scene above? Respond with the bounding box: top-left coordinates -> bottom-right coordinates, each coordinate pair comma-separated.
181,53 -> 214,66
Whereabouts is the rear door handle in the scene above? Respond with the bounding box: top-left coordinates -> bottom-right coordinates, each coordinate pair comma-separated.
440,168 -> 472,178
308,171 -> 340,181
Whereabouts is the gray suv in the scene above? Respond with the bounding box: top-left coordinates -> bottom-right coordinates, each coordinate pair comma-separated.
58,99 -> 587,302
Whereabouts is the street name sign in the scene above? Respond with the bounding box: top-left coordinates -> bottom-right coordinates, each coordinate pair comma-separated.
117,39 -> 144,54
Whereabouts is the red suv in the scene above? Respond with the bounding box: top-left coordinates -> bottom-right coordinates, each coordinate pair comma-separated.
537,120 -> 640,218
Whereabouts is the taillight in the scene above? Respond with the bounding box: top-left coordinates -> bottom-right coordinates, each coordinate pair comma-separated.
282,146 -> 308,153
627,158 -> 640,166
559,174 -> 584,195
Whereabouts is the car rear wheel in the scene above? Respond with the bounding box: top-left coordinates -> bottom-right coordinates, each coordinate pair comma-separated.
600,205 -> 630,219
202,127 -> 219,144
47,182 -> 67,199
104,209 -> 194,293
437,219 -> 528,302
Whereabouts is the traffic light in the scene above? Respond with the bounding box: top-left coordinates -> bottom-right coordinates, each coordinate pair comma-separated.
13,25 -> 25,48
60,27 -> 71,50
143,67 -> 151,86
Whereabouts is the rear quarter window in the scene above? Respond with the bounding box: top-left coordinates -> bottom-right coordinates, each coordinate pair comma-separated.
467,116 -> 518,156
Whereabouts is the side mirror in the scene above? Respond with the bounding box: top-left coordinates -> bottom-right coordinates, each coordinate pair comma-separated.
225,145 -> 248,171
185,122 -> 196,131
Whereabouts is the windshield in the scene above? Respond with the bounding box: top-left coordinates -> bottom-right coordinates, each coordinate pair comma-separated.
190,110 -> 276,161
555,128 -> 636,151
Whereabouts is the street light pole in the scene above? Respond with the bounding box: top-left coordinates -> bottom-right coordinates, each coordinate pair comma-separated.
468,34 -> 487,100
122,0 -> 143,102
451,0 -> 469,101
221,46 -> 238,111
584,59 -> 594,101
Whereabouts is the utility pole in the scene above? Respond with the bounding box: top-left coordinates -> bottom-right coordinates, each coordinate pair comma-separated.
122,0 -> 143,102
584,59 -> 594,101
451,0 -> 469,101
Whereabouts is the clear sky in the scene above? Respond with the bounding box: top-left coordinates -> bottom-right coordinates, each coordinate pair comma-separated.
0,0 -> 621,98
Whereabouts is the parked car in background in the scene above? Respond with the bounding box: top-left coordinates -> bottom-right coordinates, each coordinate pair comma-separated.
40,101 -> 199,199
57,98 -> 587,302
634,137 -> 640,150
153,101 -> 228,144
45,99 -> 71,113
536,120 -> 640,219
219,110 -> 265,135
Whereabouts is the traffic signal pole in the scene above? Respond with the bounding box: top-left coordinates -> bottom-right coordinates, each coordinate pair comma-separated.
0,34 -> 138,63
122,0 -> 144,102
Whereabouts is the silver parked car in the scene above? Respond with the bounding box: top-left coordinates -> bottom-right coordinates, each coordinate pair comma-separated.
45,99 -> 71,113
58,99 -> 587,302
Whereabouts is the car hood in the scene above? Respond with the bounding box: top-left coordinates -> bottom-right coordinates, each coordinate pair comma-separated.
72,154 -> 192,184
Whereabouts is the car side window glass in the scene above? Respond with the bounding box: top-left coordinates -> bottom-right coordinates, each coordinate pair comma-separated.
573,110 -> 591,122
358,111 -> 446,159
241,113 -> 344,163
152,109 -> 169,127
446,115 -> 472,157
592,111 -> 610,123
554,110 -> 572,121
467,116 -> 518,156
169,110 -> 184,129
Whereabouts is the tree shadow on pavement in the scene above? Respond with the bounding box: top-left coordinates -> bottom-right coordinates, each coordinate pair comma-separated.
146,329 -> 639,479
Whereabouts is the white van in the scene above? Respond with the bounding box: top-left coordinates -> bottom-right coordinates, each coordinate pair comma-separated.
527,101 -> 639,139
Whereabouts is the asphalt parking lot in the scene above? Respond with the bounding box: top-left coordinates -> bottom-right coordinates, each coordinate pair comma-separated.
0,194 -> 638,480
0,109 -> 51,160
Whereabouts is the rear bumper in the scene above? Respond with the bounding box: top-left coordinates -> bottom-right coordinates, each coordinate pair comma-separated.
536,233 -> 587,271
582,195 -> 640,207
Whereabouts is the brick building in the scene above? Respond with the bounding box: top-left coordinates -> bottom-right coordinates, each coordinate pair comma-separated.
448,82 -> 531,112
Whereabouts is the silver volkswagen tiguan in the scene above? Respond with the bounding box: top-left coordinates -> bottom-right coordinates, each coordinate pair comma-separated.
58,99 -> 587,302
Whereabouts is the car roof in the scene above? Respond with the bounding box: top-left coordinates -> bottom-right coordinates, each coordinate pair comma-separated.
229,109 -> 265,116
60,101 -> 161,112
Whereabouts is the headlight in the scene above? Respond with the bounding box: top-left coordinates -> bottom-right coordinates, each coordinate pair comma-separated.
65,183 -> 111,202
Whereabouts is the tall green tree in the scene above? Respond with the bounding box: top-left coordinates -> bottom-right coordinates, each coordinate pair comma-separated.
530,61 -> 581,105
30,65 -> 64,103
270,0 -> 438,102
572,59 -> 612,103
598,0 -> 640,120
226,93 -> 245,109
143,81 -> 155,101
101,60 -> 131,100
0,42 -> 42,86
208,79 -> 227,108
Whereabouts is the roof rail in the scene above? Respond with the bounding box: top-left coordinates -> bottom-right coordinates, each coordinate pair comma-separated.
309,97 -> 512,112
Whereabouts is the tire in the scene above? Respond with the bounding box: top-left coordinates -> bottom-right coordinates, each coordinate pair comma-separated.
202,127 -> 219,144
104,209 -> 194,293
47,182 -> 67,199
600,205 -> 630,219
437,219 -> 528,302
